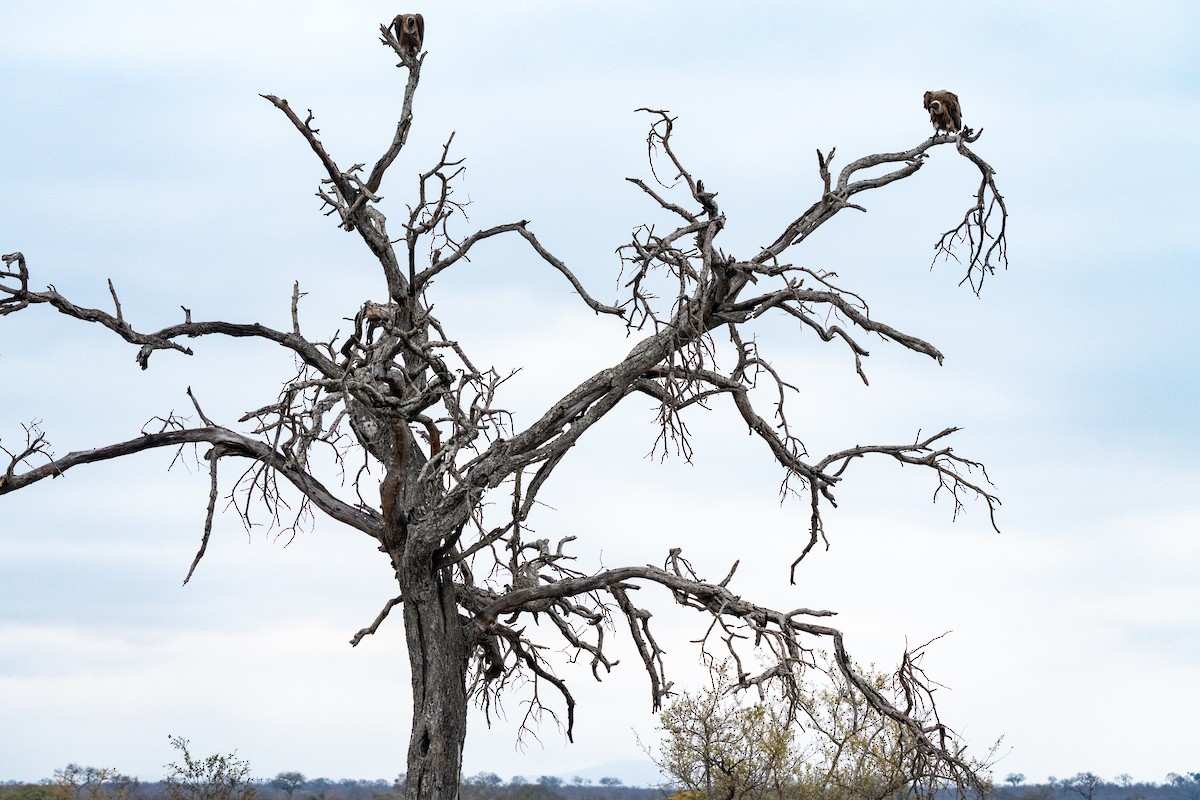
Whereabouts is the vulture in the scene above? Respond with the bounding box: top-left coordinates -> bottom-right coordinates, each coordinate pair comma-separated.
923,90 -> 962,135
392,13 -> 425,56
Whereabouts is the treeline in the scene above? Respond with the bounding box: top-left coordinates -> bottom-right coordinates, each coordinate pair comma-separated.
0,738 -> 665,800
987,772 -> 1200,800
0,771 -> 664,800
459,775 -> 660,800
5,767 -> 1200,800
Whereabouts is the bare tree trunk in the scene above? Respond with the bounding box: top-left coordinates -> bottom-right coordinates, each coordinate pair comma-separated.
399,546 -> 469,800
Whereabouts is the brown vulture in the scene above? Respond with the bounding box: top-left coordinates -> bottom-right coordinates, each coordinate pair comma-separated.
923,90 -> 962,134
392,13 -> 424,56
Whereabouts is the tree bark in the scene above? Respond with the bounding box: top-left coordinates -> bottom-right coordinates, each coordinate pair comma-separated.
399,540 -> 469,800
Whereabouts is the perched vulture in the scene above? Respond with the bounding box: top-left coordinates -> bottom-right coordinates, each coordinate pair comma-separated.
392,13 -> 425,56
923,90 -> 962,134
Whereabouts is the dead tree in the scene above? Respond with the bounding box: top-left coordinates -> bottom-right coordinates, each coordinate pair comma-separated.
1,20 -> 1007,800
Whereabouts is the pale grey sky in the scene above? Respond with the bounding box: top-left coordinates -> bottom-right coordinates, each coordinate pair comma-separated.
2,0 -> 1199,787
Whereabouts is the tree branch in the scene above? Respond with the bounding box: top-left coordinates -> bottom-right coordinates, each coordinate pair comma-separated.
0,426 -> 382,539
365,22 -> 425,194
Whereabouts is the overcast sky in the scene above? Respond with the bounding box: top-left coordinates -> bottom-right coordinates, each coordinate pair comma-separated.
2,0 -> 1199,787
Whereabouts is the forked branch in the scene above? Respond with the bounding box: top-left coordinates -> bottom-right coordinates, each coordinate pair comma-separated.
937,130 -> 1008,293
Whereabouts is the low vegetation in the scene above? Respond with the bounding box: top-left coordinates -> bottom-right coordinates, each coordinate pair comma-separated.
2,740 -> 1196,800
0,769 -> 654,800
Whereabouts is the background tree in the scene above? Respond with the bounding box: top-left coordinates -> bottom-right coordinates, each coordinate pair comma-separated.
1062,774 -> 1103,800
460,774 -> 506,800
653,666 -> 795,800
466,775 -> 504,790
1113,776 -> 1143,800
270,776 -> 307,800
0,16 -> 1006,800
162,736 -> 255,800
653,656 -> 994,800
793,653 -> 988,800
48,767 -> 119,800
1166,775 -> 1200,800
